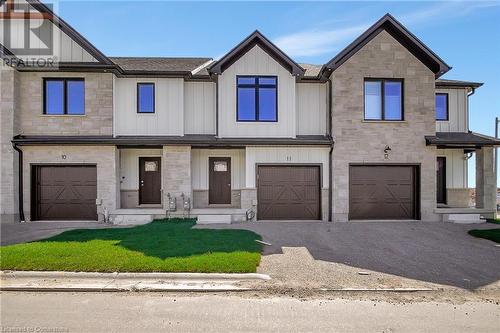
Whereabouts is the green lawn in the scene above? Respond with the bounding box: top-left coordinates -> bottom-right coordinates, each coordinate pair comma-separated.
0,219 -> 263,273
468,228 -> 500,244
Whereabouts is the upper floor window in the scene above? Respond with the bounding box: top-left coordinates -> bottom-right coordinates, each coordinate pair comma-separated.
237,76 -> 277,122
364,79 -> 403,121
435,93 -> 448,121
137,83 -> 155,113
43,78 -> 85,115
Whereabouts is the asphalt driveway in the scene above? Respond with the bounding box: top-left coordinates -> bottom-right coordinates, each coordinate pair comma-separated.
0,221 -> 118,246
198,221 -> 500,290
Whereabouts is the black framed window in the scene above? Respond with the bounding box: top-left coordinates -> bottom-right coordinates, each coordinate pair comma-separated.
137,83 -> 155,113
43,78 -> 85,115
435,93 -> 448,121
237,76 -> 277,122
364,79 -> 403,121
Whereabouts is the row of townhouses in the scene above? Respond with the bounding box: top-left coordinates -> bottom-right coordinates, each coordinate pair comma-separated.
1,0 -> 498,225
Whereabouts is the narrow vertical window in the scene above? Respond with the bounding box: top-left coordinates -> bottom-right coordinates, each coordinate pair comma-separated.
237,76 -> 277,121
43,78 -> 85,115
435,93 -> 448,121
137,83 -> 155,113
364,79 -> 403,121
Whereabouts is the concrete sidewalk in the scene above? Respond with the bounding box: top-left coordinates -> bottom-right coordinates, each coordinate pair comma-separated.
0,271 -> 271,292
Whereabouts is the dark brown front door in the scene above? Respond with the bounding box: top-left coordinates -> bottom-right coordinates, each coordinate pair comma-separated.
209,157 -> 231,204
139,157 -> 161,204
436,157 -> 447,204
32,165 -> 97,220
349,165 -> 418,220
257,166 -> 321,220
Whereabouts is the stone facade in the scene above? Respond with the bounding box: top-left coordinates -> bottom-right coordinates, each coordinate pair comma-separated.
192,190 -> 242,208
16,72 -> 113,136
330,30 -> 438,222
0,65 -> 19,223
475,147 -> 496,217
162,146 -> 192,216
446,188 -> 471,208
21,146 -> 118,222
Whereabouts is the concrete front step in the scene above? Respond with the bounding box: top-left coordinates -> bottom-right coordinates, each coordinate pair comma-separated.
444,213 -> 484,224
192,208 -> 247,224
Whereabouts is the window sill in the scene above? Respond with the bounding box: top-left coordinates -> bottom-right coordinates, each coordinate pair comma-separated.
362,120 -> 407,123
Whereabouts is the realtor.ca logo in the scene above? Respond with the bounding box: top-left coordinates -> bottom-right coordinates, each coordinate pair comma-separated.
0,0 -> 59,68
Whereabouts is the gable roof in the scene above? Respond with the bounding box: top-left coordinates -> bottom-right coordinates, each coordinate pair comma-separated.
208,30 -> 305,76
320,13 -> 451,79
13,0 -> 113,65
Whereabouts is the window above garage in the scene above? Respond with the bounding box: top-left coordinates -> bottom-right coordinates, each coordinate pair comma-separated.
43,78 -> 85,115
237,76 -> 277,122
364,79 -> 403,121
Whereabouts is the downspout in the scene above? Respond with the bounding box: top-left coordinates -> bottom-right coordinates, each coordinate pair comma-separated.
327,77 -> 333,222
215,76 -> 219,137
12,143 -> 25,222
466,87 -> 475,132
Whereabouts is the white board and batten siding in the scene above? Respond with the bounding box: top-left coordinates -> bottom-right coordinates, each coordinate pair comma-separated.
438,149 -> 468,189
191,149 -> 245,190
218,45 -> 296,138
114,78 -> 184,136
296,83 -> 328,135
245,147 -> 330,188
119,149 -> 163,190
184,82 -> 216,135
436,88 -> 468,133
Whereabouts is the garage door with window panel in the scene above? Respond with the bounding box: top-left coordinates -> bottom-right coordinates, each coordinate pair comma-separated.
349,165 -> 419,220
257,165 -> 321,220
32,165 -> 97,221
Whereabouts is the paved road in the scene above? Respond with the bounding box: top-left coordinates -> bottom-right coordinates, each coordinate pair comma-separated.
1,292 -> 498,332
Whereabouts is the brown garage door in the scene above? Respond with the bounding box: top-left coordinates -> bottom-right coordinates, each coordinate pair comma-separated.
257,166 -> 321,220
32,165 -> 97,221
349,165 -> 418,220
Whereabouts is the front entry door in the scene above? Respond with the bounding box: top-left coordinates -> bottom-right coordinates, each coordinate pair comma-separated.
209,157 -> 231,204
139,157 -> 161,204
436,157 -> 447,205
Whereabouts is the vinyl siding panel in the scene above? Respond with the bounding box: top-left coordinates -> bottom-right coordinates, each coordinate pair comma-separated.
218,45 -> 296,138
119,149 -> 163,190
115,78 -> 184,136
245,146 -> 330,188
436,88 -> 468,133
296,83 -> 327,135
184,82 -> 216,134
191,149 -> 245,189
438,149 -> 468,188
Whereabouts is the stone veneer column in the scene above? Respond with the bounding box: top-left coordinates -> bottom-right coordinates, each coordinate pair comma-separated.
162,146 -> 192,215
0,65 -> 19,223
475,147 -> 496,216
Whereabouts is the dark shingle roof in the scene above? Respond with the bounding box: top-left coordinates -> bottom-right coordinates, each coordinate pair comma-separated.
436,79 -> 483,88
426,132 -> 500,147
110,57 -> 212,74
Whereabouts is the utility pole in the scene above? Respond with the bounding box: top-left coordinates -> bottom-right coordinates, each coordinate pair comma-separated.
496,117 -> 499,210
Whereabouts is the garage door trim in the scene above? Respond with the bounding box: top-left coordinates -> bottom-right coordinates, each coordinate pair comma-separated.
348,163 -> 421,221
31,163 -> 98,221
256,163 -> 322,221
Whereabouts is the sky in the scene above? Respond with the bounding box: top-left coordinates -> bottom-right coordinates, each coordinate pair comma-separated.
55,0 -> 500,187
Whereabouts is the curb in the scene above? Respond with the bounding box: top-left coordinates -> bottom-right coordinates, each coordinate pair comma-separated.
1,271 -> 271,281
